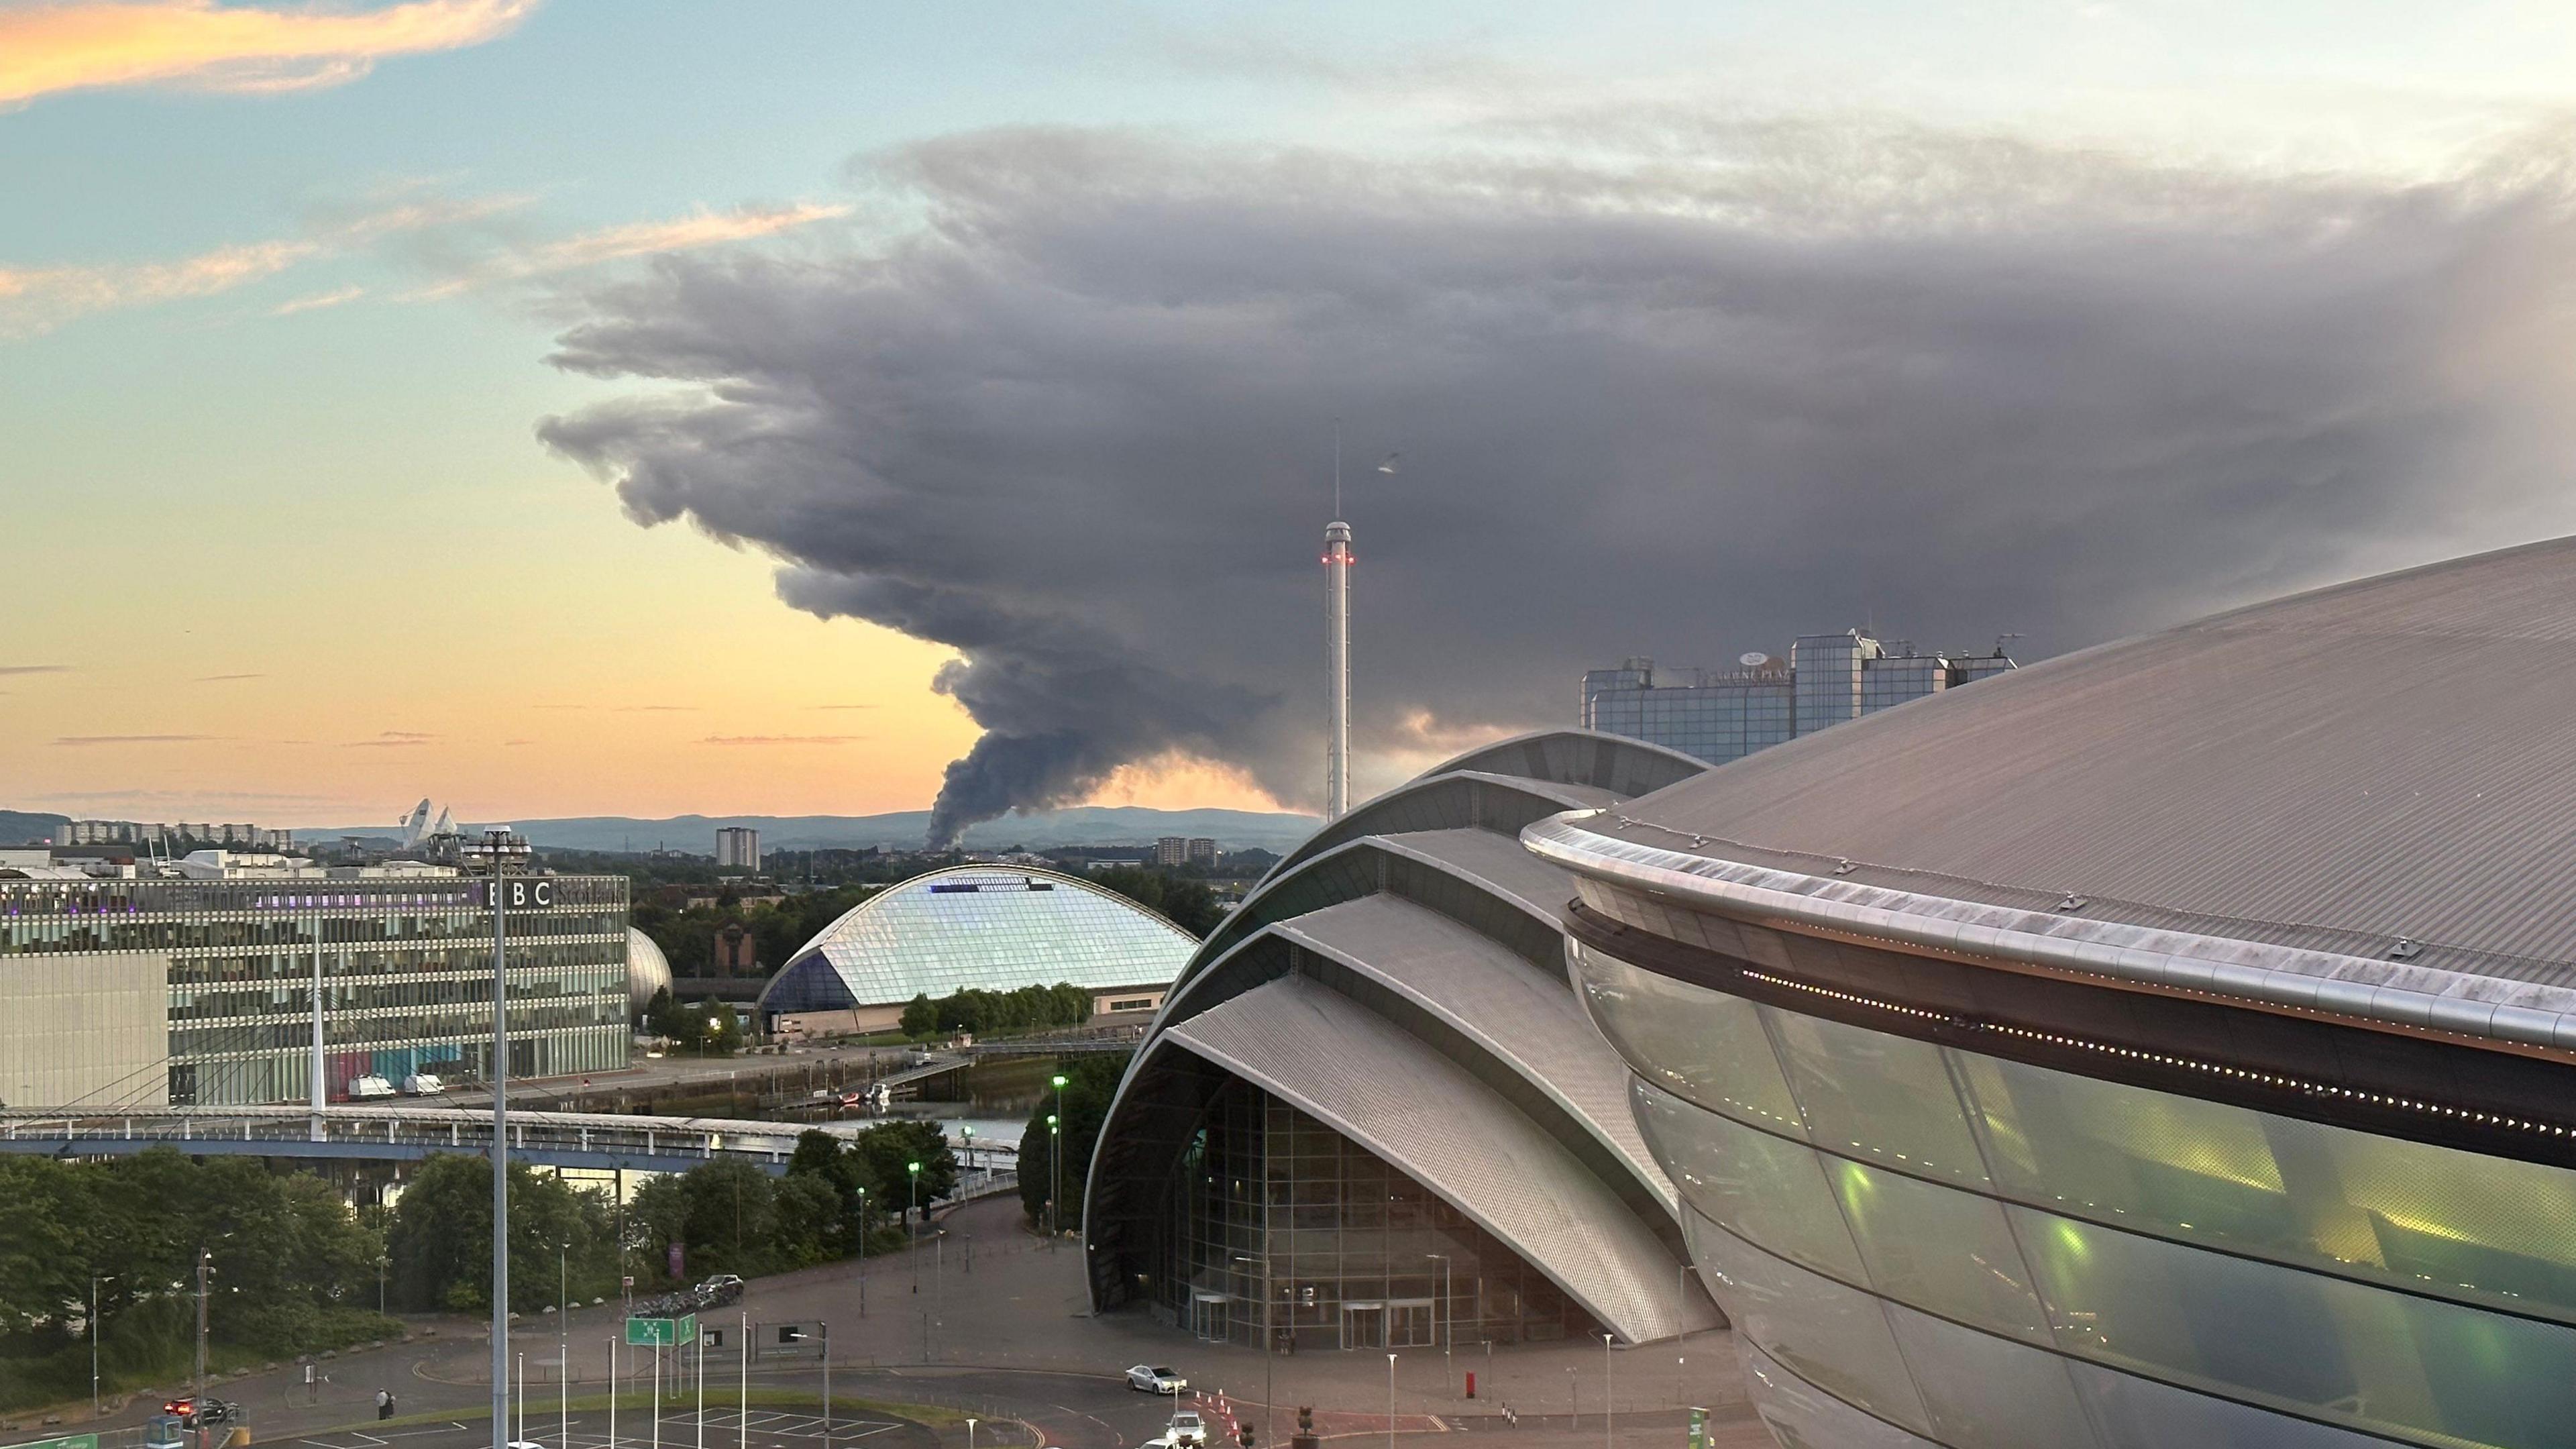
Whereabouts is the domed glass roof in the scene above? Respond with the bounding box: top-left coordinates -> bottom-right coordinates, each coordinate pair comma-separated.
758,865 -> 1197,1012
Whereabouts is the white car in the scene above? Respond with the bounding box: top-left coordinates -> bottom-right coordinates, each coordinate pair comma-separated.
1126,1364 -> 1187,1394
1169,1410 -> 1205,1445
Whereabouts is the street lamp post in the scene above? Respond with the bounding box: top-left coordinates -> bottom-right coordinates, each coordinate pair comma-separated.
1234,1254 -> 1271,1446
1424,1254 -> 1451,1375
1044,1114 -> 1060,1248
855,1186 -> 869,1318
1385,1353 -> 1397,1449
1049,1073 -> 1069,1246
906,1161 -> 921,1294
559,1242 -> 570,1449
90,1274 -> 114,1421
462,826 -> 533,1449
1599,1334 -> 1614,1449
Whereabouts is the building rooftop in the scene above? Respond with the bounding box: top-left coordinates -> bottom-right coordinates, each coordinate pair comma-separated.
1593,535 -> 2576,986
759,864 -> 1197,1011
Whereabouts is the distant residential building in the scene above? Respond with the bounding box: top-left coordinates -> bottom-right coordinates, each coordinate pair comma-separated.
1581,629 -> 2015,766
1185,837 -> 1218,867
59,819 -> 292,850
1154,836 -> 1188,867
716,826 -> 761,869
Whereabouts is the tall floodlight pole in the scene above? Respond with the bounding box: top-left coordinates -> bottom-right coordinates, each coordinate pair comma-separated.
464,826 -> 533,1449
310,918 -> 327,1142
1324,511 -> 1354,822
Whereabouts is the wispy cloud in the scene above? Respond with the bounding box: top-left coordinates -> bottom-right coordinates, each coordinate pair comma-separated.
613,704 -> 698,712
0,0 -> 537,109
52,733 -> 215,746
404,201 -> 852,298
271,284 -> 364,316
194,671 -> 265,682
3,193 -> 843,338
0,664 -> 72,676
343,730 -> 435,747
698,734 -> 868,746
1,239 -> 317,337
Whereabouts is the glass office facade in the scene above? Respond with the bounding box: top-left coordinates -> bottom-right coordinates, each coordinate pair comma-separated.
1151,1077 -> 1602,1350
1582,635 -> 2012,766
0,875 -> 631,1107
1574,940 -> 2576,1449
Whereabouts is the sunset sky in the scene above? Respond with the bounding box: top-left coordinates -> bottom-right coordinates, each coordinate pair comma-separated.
10,1 -> 2576,832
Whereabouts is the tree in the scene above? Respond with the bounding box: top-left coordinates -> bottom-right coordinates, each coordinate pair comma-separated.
1091,867 -> 1222,936
385,1155 -> 616,1313
847,1120 -> 957,1225
627,1159 -> 844,1281
0,1148 -> 398,1413
1016,1052 -> 1132,1232
900,994 -> 938,1038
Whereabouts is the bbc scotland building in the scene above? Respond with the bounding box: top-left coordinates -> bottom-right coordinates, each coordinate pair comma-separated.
0,867 -> 632,1108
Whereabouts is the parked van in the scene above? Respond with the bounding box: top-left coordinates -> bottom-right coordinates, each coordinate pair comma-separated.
347,1075 -> 398,1099
402,1073 -> 446,1095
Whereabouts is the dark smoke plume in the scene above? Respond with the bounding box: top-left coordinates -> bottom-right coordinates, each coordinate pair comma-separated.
539,121 -> 2576,845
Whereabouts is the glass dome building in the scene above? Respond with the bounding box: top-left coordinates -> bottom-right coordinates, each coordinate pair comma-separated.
757,865 -> 1198,1034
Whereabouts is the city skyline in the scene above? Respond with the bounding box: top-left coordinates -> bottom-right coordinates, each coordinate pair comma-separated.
15,2 -> 2576,833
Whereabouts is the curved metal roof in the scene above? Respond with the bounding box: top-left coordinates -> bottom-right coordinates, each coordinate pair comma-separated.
756,865 -> 1195,1012
1161,975 -> 1719,1343
1600,536 -> 2576,981
1081,728 -> 1713,1342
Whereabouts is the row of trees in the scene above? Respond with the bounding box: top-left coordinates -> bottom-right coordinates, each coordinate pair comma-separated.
899,982 -> 1095,1039
629,882 -> 887,977
1089,867 -> 1224,936
380,1120 -> 963,1307
0,1150 -> 398,1412
642,988 -> 745,1053
1017,1053 -> 1130,1232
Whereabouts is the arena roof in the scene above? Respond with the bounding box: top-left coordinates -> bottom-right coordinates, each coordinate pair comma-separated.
1588,536 -> 2576,986
757,865 -> 1195,1014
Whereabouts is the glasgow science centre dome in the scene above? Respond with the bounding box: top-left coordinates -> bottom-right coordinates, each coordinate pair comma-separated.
757,865 -> 1197,1033
1528,535 -> 2576,1449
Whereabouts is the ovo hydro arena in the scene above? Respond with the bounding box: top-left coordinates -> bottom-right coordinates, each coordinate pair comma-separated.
1093,536 -> 2576,1449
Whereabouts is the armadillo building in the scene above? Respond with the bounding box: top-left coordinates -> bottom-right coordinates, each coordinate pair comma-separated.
1083,731 -> 1728,1350
1534,537 -> 2576,1448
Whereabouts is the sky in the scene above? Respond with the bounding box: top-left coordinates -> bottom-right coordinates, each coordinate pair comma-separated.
8,2 -> 2576,839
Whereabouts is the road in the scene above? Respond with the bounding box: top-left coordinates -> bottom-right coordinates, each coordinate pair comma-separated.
47,1195 -> 1751,1449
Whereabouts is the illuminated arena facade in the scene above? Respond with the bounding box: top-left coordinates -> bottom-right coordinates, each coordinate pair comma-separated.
1532,537 -> 2576,1448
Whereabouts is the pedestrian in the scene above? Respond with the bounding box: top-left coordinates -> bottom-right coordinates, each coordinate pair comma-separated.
377,1389 -> 392,1421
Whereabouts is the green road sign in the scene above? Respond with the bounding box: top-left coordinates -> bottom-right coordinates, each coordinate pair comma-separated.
10,1435 -> 99,1449
625,1314 -> 696,1346
1685,1407 -> 1708,1449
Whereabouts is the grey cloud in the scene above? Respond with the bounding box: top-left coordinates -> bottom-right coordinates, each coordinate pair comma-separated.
538,121 -> 2576,845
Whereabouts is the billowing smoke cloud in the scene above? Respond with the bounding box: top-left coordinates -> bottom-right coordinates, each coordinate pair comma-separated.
538,119 -> 2576,845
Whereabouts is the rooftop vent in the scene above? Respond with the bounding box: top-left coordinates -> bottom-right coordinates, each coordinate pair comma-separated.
2388,938 -> 2424,961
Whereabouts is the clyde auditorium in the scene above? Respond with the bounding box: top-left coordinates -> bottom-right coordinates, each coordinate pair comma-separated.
1089,537 -> 2576,1449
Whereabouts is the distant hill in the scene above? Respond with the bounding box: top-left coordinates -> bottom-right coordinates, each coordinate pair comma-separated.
307,805 -> 1324,855
0,810 -> 69,846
